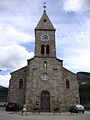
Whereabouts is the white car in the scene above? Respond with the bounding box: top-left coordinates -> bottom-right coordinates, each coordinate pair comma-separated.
69,104 -> 85,113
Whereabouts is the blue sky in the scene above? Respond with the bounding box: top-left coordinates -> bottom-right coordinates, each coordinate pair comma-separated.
0,0 -> 90,87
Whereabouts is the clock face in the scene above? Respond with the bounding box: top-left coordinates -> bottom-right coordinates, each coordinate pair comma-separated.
42,73 -> 48,81
41,34 -> 49,41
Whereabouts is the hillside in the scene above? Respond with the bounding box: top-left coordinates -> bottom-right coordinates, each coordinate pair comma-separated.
77,72 -> 90,109
77,72 -> 90,84
0,86 -> 8,102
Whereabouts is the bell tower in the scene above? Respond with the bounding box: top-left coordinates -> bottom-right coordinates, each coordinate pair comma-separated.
35,4 -> 56,58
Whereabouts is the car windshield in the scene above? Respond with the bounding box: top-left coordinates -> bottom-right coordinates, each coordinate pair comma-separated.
76,104 -> 84,109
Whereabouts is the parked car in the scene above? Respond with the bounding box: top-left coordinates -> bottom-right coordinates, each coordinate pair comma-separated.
6,103 -> 19,111
69,104 -> 85,113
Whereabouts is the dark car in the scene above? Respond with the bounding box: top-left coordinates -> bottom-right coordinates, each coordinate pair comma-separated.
69,104 -> 85,113
6,103 -> 19,111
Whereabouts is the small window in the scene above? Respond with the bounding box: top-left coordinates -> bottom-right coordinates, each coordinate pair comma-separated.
46,45 -> 50,54
43,19 -> 47,23
19,79 -> 23,89
41,45 -> 45,54
66,79 -> 70,89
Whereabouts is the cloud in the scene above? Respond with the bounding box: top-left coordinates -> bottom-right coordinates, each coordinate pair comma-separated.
0,24 -> 34,46
0,0 -> 42,15
56,14 -> 90,73
0,44 -> 34,71
0,20 -> 34,71
61,0 -> 90,12
64,48 -> 90,73
0,73 -> 11,87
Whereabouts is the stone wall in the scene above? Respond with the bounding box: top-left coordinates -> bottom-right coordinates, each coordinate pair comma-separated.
8,66 -> 27,106
63,68 -> 80,111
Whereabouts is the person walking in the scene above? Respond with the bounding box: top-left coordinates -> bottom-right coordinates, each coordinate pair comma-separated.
22,104 -> 27,116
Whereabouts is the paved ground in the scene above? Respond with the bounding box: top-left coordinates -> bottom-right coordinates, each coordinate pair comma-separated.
0,107 -> 90,120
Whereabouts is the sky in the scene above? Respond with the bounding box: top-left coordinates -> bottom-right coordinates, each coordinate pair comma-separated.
0,0 -> 90,87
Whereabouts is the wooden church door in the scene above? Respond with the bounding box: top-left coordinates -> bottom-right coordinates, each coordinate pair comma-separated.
41,91 -> 50,112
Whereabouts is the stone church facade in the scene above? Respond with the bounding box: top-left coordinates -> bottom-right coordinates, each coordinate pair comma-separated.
8,10 -> 80,112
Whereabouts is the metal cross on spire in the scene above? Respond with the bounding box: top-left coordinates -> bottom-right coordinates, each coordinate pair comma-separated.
43,2 -> 46,12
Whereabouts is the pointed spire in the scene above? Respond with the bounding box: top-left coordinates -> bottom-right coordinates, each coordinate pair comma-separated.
35,3 -> 55,31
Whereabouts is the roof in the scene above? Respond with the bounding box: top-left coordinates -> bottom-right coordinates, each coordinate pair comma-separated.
35,11 -> 55,31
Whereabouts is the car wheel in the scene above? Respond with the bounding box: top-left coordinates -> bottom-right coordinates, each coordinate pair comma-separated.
76,111 -> 78,113
82,111 -> 84,113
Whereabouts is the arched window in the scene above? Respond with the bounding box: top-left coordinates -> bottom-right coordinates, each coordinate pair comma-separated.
44,61 -> 47,69
66,79 -> 70,89
19,79 -> 23,89
46,45 -> 50,54
41,45 -> 45,54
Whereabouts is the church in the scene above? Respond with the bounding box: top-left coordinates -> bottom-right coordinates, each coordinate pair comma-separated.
8,8 -> 80,112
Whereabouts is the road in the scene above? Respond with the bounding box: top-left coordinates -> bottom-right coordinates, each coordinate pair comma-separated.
0,107 -> 90,120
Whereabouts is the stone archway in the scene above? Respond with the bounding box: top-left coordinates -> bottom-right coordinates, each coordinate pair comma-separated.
40,91 -> 50,112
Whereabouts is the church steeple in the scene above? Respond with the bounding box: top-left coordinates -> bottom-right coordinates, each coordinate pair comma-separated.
35,2 -> 55,30
35,6 -> 56,58
35,13 -> 55,31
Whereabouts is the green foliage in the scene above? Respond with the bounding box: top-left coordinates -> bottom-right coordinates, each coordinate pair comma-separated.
0,86 -> 8,102
79,82 -> 90,92
79,82 -> 90,105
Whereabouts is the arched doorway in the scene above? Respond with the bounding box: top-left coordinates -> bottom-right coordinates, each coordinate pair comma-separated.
41,91 -> 50,112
